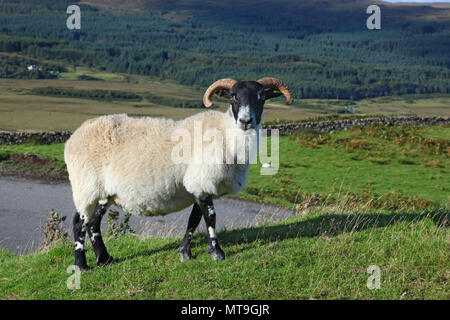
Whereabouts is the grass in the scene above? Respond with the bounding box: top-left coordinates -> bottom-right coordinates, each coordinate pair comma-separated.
0,74 -> 449,131
0,207 -> 448,299
1,125 -> 448,210
0,76 -> 207,131
30,87 -> 143,102
0,143 -> 65,163
58,67 -> 130,82
0,122 -> 448,299
243,125 -> 450,209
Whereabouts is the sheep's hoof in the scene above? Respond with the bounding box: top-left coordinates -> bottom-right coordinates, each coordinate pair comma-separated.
97,255 -> 116,267
209,248 -> 225,261
178,248 -> 193,262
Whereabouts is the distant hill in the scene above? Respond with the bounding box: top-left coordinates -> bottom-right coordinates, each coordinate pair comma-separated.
0,0 -> 448,99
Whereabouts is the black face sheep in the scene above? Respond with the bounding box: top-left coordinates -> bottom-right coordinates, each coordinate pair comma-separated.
64,77 -> 292,271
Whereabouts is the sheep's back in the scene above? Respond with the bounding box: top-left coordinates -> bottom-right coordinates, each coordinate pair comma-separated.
65,114 -> 187,215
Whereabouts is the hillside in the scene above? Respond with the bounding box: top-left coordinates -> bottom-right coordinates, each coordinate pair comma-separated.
0,0 -> 449,100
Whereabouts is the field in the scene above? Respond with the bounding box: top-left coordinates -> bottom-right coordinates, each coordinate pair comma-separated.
0,73 -> 449,131
1,124 -> 449,209
0,206 -> 447,299
244,125 -> 450,210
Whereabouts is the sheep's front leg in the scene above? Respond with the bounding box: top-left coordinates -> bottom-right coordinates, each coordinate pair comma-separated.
73,212 -> 89,271
87,203 -> 115,266
178,203 -> 203,262
198,197 -> 225,261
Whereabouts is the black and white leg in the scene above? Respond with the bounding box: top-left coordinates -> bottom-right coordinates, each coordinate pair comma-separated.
178,203 -> 203,262
73,211 -> 89,272
198,197 -> 225,261
86,203 -> 115,266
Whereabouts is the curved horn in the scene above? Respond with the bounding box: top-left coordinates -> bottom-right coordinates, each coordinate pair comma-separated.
257,77 -> 293,105
203,78 -> 238,107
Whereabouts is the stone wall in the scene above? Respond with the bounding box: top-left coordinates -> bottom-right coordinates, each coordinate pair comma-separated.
0,131 -> 72,145
264,116 -> 449,136
0,116 -> 448,144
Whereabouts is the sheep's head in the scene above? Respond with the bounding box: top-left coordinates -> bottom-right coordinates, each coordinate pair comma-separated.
203,77 -> 293,131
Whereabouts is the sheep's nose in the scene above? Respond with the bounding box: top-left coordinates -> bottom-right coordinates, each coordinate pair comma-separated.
239,118 -> 252,125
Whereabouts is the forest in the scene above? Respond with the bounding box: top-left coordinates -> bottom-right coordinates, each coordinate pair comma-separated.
0,0 -> 449,100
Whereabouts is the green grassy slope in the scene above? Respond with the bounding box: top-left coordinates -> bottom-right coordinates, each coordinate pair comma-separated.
0,209 -> 448,299
243,125 -> 450,209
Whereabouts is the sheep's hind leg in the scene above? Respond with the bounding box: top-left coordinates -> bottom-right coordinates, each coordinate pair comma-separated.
198,197 -> 225,261
178,203 -> 203,262
87,203 -> 116,266
73,212 -> 89,272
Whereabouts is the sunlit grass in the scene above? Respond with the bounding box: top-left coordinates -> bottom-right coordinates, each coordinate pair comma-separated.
0,207 -> 447,299
242,125 -> 449,209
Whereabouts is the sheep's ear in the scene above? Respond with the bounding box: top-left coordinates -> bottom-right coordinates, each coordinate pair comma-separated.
216,89 -> 233,100
264,88 -> 283,100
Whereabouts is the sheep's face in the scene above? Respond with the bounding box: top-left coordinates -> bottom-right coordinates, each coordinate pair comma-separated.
224,81 -> 282,131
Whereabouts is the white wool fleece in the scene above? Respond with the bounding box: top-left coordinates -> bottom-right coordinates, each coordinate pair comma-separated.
64,110 -> 259,222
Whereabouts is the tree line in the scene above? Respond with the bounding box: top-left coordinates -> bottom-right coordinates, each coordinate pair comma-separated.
0,0 -> 448,100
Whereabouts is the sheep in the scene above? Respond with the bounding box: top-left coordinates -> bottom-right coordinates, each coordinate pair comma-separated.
65,77 -> 292,271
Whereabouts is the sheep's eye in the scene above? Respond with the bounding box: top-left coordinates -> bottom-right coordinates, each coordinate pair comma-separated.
258,92 -> 265,100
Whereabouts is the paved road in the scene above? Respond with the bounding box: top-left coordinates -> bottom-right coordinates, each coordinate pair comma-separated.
0,176 -> 295,254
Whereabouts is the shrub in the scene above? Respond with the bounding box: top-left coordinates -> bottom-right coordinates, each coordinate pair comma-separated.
42,209 -> 68,249
105,209 -> 135,238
